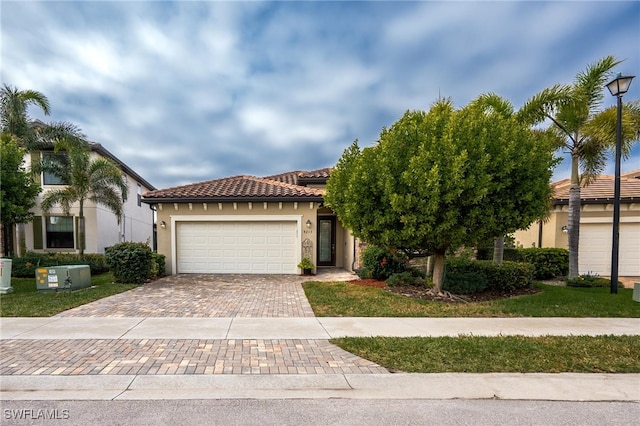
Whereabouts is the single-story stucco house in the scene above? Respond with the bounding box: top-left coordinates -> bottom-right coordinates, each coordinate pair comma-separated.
142,168 -> 360,275
513,169 -> 640,277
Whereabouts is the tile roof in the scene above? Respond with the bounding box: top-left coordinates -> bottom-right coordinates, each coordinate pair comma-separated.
142,174 -> 324,202
299,168 -> 332,179
553,169 -> 640,202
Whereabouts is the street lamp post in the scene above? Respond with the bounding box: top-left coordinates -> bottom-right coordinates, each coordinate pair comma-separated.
605,73 -> 634,294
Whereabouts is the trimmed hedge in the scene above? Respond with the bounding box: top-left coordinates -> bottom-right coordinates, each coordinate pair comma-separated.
477,247 -> 569,280
357,245 -> 407,280
517,248 -> 568,280
105,242 -> 152,284
151,252 -> 166,278
444,258 -> 534,293
10,252 -> 109,277
566,275 -> 620,288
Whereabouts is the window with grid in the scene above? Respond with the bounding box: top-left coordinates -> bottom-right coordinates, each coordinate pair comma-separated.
46,216 -> 74,248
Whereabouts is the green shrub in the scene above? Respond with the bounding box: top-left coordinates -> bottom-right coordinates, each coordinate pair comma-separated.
443,258 -> 488,294
10,252 -> 108,277
516,248 -> 568,279
480,261 -> 535,291
566,274 -> 621,288
358,245 -> 407,280
105,242 -> 152,284
151,252 -> 166,278
444,258 -> 534,293
476,247 -> 521,262
386,271 -> 424,287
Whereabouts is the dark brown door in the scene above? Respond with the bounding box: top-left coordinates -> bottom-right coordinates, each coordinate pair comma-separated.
317,217 -> 336,266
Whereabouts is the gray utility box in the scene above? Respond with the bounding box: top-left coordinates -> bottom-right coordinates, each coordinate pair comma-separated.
36,265 -> 91,291
0,258 -> 13,294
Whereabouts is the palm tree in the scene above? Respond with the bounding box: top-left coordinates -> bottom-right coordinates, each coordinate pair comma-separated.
0,84 -> 51,255
521,56 -> 640,278
40,137 -> 129,258
0,84 -> 50,141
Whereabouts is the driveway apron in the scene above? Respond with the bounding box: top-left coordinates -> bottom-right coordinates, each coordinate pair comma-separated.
1,270 -> 389,375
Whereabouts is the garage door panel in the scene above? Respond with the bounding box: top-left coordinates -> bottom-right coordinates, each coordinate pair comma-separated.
177,221 -> 298,274
580,223 -> 640,276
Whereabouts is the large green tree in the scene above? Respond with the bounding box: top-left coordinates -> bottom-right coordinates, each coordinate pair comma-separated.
0,135 -> 42,255
522,56 -> 640,278
326,97 -> 557,293
40,137 -> 129,258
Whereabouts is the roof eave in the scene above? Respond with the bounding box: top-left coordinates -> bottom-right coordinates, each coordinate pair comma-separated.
142,195 -> 325,204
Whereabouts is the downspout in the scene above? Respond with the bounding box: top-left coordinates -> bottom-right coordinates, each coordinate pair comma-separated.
537,220 -> 543,248
351,236 -> 357,272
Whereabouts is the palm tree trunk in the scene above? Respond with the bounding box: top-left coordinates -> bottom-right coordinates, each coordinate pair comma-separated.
78,200 -> 85,259
568,154 -> 581,279
493,236 -> 504,264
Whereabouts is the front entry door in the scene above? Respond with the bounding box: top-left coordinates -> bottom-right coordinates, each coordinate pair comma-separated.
317,217 -> 336,266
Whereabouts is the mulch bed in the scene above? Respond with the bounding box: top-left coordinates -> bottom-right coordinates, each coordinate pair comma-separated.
347,279 -> 541,303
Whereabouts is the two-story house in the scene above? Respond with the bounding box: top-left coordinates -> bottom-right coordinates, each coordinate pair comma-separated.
16,142 -> 156,255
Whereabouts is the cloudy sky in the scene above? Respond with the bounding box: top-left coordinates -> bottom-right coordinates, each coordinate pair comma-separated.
2,1 -> 639,190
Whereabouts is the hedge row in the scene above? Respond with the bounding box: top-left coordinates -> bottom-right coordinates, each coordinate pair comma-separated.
10,252 -> 109,277
444,258 -> 534,293
476,247 -> 568,279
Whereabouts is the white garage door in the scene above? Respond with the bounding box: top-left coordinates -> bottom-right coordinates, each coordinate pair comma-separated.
579,222 -> 640,276
176,221 -> 298,274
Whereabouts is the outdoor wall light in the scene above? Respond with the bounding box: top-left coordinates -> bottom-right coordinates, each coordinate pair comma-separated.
306,219 -> 312,229
562,225 -> 568,234
606,72 -> 634,295
160,221 -> 166,229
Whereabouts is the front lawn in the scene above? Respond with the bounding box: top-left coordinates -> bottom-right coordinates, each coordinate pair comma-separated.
302,281 -> 640,317
332,335 -> 640,373
0,273 -> 136,317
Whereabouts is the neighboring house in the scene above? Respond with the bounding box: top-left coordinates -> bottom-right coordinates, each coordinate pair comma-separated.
142,168 -> 360,275
514,170 -> 640,277
17,143 -> 156,255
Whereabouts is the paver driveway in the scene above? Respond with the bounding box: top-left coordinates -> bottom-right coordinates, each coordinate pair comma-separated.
1,270 -> 390,375
55,274 -> 317,318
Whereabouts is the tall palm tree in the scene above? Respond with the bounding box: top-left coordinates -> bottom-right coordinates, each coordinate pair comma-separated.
521,56 -> 640,278
40,137 -> 129,258
0,84 -> 51,255
0,84 -> 50,141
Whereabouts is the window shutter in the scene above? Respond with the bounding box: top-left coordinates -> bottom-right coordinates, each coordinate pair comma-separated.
75,217 -> 79,249
30,152 -> 41,182
33,216 -> 43,249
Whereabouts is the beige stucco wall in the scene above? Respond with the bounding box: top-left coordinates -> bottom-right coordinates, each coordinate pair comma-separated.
513,202 -> 639,249
155,201 -> 321,275
22,151 -> 154,254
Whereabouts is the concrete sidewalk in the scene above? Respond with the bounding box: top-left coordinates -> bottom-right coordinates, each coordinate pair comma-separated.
2,316 -> 639,402
2,373 -> 639,401
2,317 -> 639,340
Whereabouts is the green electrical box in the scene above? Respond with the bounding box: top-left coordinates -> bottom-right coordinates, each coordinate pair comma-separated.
36,265 -> 91,292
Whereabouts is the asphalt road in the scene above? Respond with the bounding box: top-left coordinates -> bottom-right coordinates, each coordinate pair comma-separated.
2,399 -> 639,425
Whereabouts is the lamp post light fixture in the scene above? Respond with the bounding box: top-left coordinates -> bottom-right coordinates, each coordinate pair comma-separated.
605,73 -> 634,294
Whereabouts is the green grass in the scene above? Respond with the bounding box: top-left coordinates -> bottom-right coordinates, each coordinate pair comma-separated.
0,273 -> 136,317
302,281 -> 640,317
332,335 -> 640,373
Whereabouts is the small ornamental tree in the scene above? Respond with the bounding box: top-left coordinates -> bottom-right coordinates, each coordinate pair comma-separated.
326,97 -> 557,294
0,134 -> 42,254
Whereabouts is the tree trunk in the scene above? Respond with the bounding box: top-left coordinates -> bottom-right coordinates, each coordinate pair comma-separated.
78,200 -> 85,259
17,224 -> 26,256
2,223 -> 14,257
493,236 -> 504,265
431,250 -> 446,294
568,154 -> 581,279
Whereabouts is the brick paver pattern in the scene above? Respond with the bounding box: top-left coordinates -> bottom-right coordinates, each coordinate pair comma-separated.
0,338 -> 389,375
1,271 -> 390,376
54,274 -> 316,318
